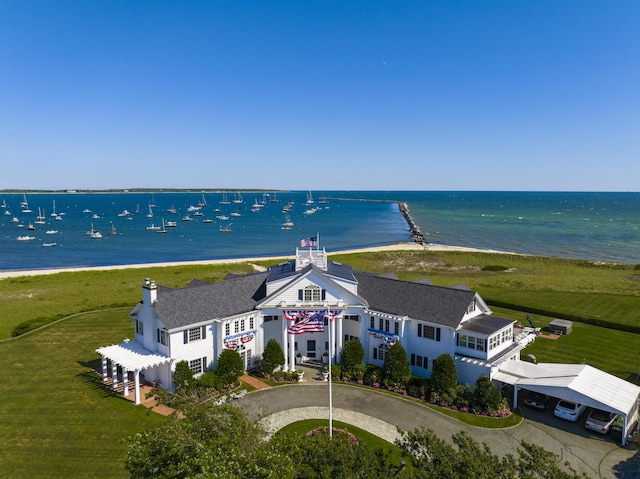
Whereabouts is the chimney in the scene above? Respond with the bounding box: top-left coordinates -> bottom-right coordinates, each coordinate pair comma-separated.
142,278 -> 157,306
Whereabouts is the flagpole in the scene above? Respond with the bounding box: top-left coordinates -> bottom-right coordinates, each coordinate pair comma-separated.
328,307 -> 333,438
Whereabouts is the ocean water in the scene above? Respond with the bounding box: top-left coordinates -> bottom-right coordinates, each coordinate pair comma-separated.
0,191 -> 638,271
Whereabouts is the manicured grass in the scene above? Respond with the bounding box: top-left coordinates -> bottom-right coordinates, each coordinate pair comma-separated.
276,419 -> 411,472
325,250 -> 640,328
0,262 -> 256,338
0,309 -> 168,478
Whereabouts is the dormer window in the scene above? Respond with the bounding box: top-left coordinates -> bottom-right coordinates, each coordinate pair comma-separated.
467,301 -> 475,314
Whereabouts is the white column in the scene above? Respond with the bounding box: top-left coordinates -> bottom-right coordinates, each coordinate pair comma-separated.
101,357 -> 108,382
111,362 -> 118,390
282,318 -> 289,371
133,370 -> 141,405
122,368 -> 129,397
289,332 -> 296,371
336,315 -> 344,364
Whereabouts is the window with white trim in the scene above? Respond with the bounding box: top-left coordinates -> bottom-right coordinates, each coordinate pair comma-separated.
374,343 -> 389,362
263,315 -> 279,322
184,326 -> 206,344
249,317 -> 254,329
136,320 -> 144,336
467,301 -> 475,314
157,328 -> 168,345
189,357 -> 206,375
225,322 -> 230,335
411,353 -> 429,370
344,315 -> 360,322
304,285 -> 321,301
418,324 -> 441,341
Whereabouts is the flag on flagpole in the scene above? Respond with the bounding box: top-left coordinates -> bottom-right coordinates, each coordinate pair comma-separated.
300,236 -> 317,248
287,311 -> 325,334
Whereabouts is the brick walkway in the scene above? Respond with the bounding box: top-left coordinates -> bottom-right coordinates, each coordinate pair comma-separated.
240,373 -> 271,390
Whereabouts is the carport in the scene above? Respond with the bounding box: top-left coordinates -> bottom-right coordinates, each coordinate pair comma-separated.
494,361 -> 640,445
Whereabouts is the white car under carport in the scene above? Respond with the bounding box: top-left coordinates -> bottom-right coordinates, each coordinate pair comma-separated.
493,361 -> 640,445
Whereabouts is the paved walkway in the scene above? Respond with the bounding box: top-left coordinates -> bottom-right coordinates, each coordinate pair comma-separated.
239,383 -> 640,479
260,406 -> 401,443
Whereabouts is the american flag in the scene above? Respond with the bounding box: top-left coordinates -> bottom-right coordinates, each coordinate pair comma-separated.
287,311 -> 325,334
300,236 -> 317,248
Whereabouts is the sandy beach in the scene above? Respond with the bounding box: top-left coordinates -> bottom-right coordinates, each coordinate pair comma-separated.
0,242 -> 508,280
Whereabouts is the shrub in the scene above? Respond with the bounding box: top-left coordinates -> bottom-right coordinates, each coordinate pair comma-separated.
382,341 -> 411,387
173,360 -> 194,390
341,339 -> 365,373
431,354 -> 457,395
215,349 -> 244,387
261,338 -> 285,374
473,375 -> 505,412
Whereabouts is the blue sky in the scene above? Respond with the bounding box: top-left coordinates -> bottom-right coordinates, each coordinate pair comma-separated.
1,1 -> 638,191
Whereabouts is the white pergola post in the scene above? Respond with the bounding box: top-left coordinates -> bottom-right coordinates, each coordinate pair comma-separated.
133,370 -> 141,405
122,367 -> 129,397
111,362 -> 118,390
101,357 -> 108,382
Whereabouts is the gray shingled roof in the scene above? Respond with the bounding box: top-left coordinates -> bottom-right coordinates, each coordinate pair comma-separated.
154,272 -> 269,330
459,314 -> 514,335
354,272 -> 476,328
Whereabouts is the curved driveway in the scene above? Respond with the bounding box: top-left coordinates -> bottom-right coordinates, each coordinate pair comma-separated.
239,383 -> 639,479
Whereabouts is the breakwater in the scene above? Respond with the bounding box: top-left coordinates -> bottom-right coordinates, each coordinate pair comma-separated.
327,197 -> 425,244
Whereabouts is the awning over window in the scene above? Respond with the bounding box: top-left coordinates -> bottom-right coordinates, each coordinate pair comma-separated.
96,340 -> 172,371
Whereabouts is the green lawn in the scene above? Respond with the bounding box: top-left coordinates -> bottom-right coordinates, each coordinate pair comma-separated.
277,419 -> 411,472
1,250 -> 640,476
0,309 -> 168,478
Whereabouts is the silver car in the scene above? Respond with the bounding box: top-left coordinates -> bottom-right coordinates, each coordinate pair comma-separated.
554,400 -> 586,422
585,409 -> 618,434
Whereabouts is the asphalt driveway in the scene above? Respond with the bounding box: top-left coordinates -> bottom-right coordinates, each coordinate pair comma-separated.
239,383 -> 640,479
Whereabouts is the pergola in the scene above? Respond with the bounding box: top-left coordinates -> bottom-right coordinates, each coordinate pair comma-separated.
96,340 -> 173,404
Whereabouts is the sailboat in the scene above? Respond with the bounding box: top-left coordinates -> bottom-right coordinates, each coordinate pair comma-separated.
198,192 -> 207,208
219,223 -> 233,233
281,214 -> 294,230
50,200 -> 59,217
270,192 -> 279,202
157,218 -> 167,233
21,194 -> 32,213
0,198 -> 6,208
108,222 -> 117,235
35,208 -> 46,224
146,205 -> 154,218
167,204 -> 177,214
233,192 -> 243,204
149,193 -> 156,207
220,192 -> 231,205
305,191 -> 314,205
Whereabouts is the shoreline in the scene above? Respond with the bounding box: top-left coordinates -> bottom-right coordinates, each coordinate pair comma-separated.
0,242 -> 510,280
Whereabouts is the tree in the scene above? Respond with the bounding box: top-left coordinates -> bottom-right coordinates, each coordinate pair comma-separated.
262,338 -> 285,374
382,341 -> 411,387
341,338 -> 365,372
431,354 -> 458,396
173,360 -> 193,390
215,348 -> 244,387
397,428 -> 586,479
473,374 -> 505,412
125,404 -> 295,479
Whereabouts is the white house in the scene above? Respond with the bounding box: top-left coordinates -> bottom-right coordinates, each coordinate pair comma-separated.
97,246 -> 529,404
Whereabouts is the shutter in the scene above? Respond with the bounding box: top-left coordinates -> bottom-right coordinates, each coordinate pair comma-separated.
202,326 -> 206,339
321,289 -> 326,300
373,348 -> 377,360
184,330 -> 188,344
411,353 -> 415,366
202,357 -> 207,372
436,328 -> 441,342
157,329 -> 160,342
418,324 -> 422,337
298,289 -> 303,300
